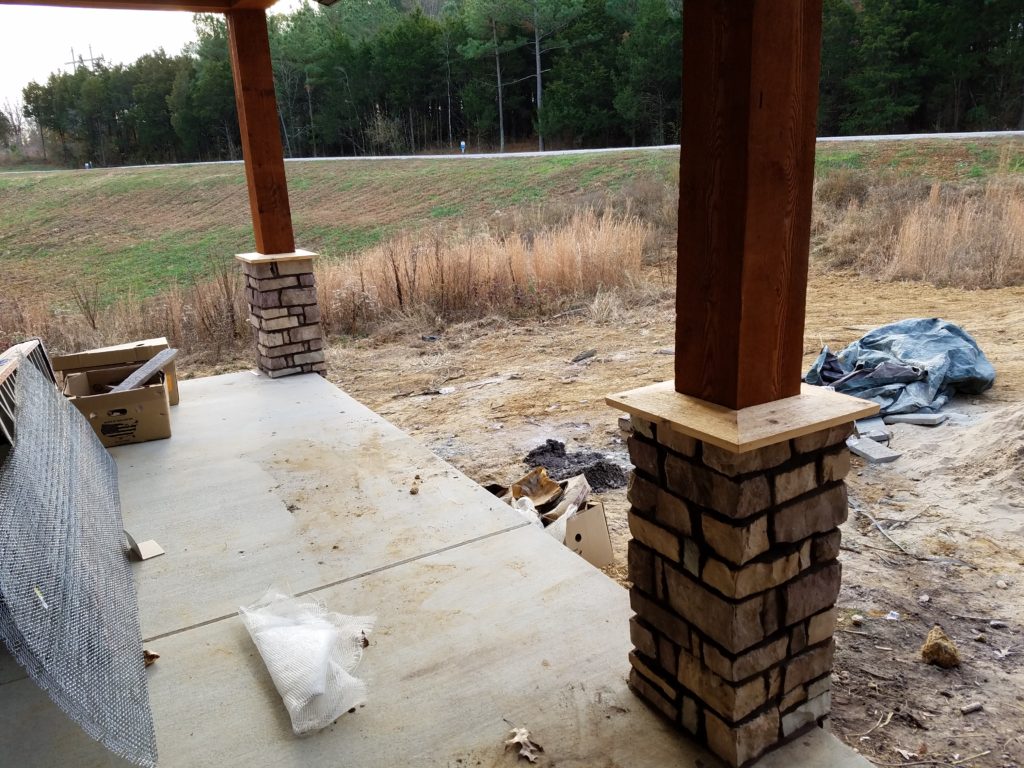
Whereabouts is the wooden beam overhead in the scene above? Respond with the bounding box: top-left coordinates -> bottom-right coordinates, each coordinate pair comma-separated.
0,0 -> 276,11
675,0 -> 823,410
227,8 -> 296,256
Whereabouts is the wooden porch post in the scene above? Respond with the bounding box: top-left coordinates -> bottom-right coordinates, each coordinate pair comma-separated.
226,8 -> 295,256
227,9 -> 326,378
608,4 -> 880,766
675,0 -> 823,409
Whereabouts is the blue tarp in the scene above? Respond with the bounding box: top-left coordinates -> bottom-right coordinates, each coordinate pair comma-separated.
805,318 -> 995,415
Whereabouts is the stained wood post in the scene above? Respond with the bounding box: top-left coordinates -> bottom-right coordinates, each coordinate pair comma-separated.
675,0 -> 823,410
227,9 -> 295,255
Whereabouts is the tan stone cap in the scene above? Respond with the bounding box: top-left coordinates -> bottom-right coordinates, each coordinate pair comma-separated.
607,381 -> 878,454
235,248 -> 318,264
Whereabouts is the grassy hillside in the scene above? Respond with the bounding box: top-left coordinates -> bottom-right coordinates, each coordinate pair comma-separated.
0,151 -> 676,306
1,138 -> 1022,308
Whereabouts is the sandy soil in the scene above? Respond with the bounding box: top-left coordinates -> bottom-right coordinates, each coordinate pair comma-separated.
325,266 -> 1024,768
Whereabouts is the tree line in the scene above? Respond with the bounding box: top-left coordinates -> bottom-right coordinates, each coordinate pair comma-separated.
11,0 -> 1024,167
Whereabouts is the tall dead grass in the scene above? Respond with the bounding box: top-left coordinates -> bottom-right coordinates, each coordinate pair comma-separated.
813,174 -> 1024,288
0,266 -> 251,363
0,209 -> 649,358
316,208 -> 649,334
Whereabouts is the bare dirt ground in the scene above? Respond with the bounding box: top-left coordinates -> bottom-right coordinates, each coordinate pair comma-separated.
325,266 -> 1024,768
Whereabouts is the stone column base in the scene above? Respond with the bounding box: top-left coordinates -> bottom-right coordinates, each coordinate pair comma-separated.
608,382 -> 877,767
236,250 -> 326,378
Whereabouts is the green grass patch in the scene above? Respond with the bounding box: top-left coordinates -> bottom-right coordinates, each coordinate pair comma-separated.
430,203 -> 464,219
92,227 -> 250,300
815,149 -> 864,173
302,224 -> 388,256
3,140 -> 1021,309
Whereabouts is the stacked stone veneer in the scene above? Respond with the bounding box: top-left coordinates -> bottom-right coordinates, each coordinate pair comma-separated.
241,257 -> 326,378
625,416 -> 854,767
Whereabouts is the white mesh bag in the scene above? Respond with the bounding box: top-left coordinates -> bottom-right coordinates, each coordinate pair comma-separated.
239,587 -> 375,735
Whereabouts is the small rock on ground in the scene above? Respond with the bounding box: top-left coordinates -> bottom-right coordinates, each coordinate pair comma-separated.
921,625 -> 961,668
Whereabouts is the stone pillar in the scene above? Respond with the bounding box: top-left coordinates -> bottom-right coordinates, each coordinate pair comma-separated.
236,250 -> 326,379
622,413 -> 856,767
608,383 -> 876,766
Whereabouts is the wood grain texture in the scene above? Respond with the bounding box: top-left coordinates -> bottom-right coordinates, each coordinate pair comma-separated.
0,0 -> 275,10
227,9 -> 296,256
607,381 -> 878,453
676,0 -> 823,409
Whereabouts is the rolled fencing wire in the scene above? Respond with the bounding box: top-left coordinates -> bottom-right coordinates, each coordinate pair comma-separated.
0,356 -> 157,767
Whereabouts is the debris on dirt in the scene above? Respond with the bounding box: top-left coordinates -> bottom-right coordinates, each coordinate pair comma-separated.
571,349 -> 597,363
856,417 -> 893,443
847,435 -> 901,463
505,727 -> 543,764
960,702 -> 984,715
143,650 -> 159,667
851,614 -> 865,626
883,413 -> 949,426
510,467 -> 563,507
410,484 -> 419,495
918,594 -> 930,603
421,335 -> 441,342
523,439 -> 626,492
921,625 -> 961,668
996,579 -> 1009,589
990,620 -> 1008,629
805,318 -> 996,415
653,348 -> 674,355
885,611 -> 901,621
393,385 -> 455,398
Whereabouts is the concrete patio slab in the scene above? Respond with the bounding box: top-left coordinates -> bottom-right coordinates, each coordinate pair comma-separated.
0,372 -> 872,768
111,371 -> 526,638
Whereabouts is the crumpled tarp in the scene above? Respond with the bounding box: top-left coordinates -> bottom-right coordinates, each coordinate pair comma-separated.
805,318 -> 995,415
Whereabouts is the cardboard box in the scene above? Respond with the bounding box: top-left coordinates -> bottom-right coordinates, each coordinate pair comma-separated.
51,337 -> 179,406
565,501 -> 614,569
64,364 -> 171,448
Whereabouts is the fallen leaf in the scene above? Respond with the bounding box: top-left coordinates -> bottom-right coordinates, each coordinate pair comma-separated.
505,728 -> 543,764
895,747 -> 919,759
143,650 -> 160,667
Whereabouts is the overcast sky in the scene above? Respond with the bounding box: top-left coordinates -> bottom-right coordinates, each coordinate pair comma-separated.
0,1 -> 298,115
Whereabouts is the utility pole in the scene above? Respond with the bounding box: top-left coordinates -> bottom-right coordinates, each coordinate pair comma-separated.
64,45 -> 103,72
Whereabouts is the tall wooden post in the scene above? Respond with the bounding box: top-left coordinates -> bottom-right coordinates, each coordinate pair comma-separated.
675,0 -> 823,410
228,9 -> 325,379
608,5 -> 878,766
227,9 -> 295,256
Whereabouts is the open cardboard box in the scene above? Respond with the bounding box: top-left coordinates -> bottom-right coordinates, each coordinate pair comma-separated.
64,364 -> 171,448
51,337 -> 179,406
565,500 -> 614,569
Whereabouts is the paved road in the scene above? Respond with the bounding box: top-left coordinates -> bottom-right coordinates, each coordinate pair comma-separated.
3,131 -> 1023,174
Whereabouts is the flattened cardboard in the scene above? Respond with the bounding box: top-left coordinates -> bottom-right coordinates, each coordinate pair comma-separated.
564,501 -> 614,569
125,531 -> 165,561
51,337 -> 179,406
64,364 -> 171,448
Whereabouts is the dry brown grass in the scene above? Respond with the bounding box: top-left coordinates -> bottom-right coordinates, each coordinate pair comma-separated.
316,208 -> 650,335
1,209 -> 649,358
0,266 -> 249,362
4,166 -> 1021,367
813,174 -> 1024,288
